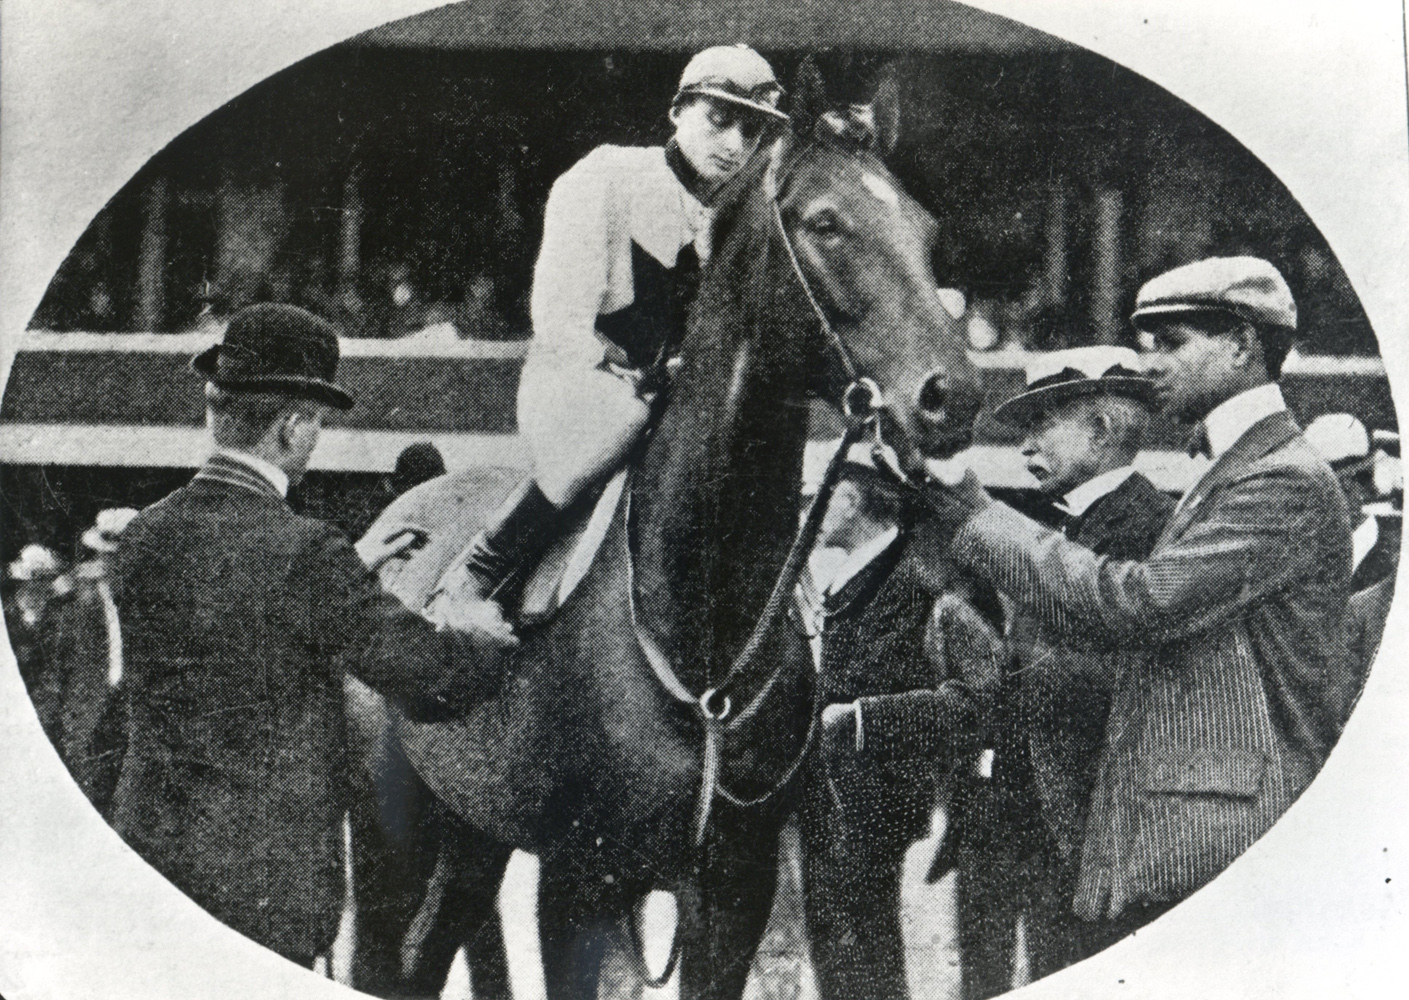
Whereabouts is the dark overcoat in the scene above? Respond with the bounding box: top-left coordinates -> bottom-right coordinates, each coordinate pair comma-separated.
794,533 -> 1004,1000
800,538 -> 1003,847
952,410 -> 1353,919
110,454 -> 484,961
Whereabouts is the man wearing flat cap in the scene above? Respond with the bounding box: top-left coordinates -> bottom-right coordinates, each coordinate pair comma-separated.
953,347 -> 1175,997
109,303 -> 500,968
922,257 -> 1353,953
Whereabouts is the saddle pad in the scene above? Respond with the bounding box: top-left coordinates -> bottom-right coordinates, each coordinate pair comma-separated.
516,469 -> 628,620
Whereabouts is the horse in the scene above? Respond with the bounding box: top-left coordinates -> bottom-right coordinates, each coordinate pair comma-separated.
352,86 -> 985,1000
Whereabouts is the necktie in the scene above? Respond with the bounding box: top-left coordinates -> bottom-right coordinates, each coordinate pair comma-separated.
796,567 -> 825,672
796,567 -> 825,637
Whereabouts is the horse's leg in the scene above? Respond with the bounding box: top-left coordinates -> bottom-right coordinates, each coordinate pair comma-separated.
347,691 -> 448,997
423,819 -> 516,1000
345,711 -> 513,999
678,808 -> 783,1000
538,851 -> 635,1000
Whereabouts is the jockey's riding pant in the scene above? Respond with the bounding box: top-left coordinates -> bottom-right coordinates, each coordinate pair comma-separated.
517,144 -> 709,507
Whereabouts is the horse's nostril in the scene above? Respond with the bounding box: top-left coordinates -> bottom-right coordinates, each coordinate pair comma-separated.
917,373 -> 948,422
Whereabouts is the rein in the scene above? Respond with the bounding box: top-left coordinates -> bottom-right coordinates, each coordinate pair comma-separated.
620,144 -> 920,990
627,168 -> 904,852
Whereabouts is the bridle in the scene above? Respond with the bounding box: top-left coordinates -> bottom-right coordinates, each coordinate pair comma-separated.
767,141 -> 920,486
623,133 -> 929,989
629,135 -> 928,846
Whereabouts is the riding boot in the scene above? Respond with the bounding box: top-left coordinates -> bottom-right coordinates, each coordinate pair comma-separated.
432,480 -> 561,648
461,479 -> 561,598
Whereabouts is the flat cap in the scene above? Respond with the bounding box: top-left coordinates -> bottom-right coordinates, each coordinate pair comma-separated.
1132,256 -> 1297,332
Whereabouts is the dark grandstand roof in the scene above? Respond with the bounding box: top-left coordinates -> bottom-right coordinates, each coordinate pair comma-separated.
352,0 -> 1072,52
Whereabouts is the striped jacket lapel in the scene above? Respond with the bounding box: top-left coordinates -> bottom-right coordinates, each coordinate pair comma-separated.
192,453 -> 285,501
1156,410 -> 1301,550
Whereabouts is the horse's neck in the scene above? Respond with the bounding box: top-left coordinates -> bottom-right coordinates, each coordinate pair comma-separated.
631,333 -> 811,688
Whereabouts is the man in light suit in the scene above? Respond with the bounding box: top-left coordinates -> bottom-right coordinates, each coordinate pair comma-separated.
954,347 -> 1175,997
111,304 -> 501,968
923,257 -> 1353,951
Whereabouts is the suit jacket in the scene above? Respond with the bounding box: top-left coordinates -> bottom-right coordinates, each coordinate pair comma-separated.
952,410 -> 1352,918
1341,574 -> 1394,732
110,454 -> 486,959
796,533 -> 1004,848
1002,472 -> 1176,861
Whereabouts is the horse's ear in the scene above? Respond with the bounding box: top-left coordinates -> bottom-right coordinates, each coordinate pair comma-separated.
791,52 -> 901,155
871,68 -> 901,156
789,54 -> 830,140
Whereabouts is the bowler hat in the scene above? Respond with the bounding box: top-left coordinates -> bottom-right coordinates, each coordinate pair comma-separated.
192,303 -> 354,410
675,45 -> 789,121
1131,256 -> 1297,332
994,346 -> 1156,427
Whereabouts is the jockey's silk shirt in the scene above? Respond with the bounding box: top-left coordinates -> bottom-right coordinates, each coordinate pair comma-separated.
526,144 -> 709,376
516,144 -> 712,504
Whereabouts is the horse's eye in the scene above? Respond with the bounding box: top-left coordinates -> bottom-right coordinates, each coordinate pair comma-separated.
805,211 -> 843,240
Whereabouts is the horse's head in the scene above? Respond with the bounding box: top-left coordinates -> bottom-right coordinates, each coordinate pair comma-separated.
770,62 -> 984,470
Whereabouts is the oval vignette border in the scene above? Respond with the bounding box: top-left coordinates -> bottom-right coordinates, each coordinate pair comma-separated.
1,2 -> 1406,999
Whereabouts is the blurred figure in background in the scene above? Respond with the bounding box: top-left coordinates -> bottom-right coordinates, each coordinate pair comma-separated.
345,442 -> 448,541
1305,415 -> 1401,729
42,508 -> 138,816
1304,414 -> 1400,591
5,543 -> 68,734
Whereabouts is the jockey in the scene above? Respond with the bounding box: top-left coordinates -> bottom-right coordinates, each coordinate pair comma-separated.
436,44 -> 790,645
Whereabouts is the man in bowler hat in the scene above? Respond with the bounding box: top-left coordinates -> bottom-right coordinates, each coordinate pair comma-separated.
109,303 -> 499,968
954,347 -> 1175,997
922,257 -> 1353,954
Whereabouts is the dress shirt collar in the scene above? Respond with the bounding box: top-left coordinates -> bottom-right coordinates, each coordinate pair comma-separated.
1060,465 -> 1139,518
1352,514 -> 1379,574
214,449 -> 289,497
1201,382 -> 1288,460
826,525 -> 901,597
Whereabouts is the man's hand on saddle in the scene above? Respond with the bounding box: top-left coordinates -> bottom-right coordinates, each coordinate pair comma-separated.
426,561 -> 521,650
357,525 -> 428,574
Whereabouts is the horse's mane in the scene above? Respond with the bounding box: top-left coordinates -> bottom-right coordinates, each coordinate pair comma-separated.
630,134 -> 823,686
